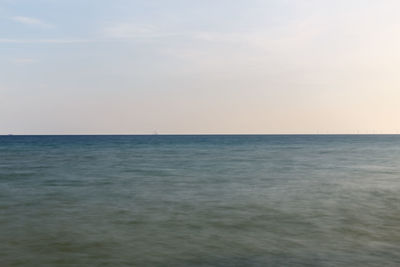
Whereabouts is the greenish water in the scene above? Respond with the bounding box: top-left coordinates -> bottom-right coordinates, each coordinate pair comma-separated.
1,135 -> 400,266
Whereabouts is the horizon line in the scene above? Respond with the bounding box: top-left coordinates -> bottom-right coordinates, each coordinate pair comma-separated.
1,133 -> 400,136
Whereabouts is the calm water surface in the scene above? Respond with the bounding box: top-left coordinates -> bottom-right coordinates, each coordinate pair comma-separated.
1,135 -> 400,266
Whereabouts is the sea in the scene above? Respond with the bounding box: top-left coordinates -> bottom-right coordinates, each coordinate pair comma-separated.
1,135 -> 400,266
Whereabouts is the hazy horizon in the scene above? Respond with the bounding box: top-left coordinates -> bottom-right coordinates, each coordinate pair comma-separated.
1,133 -> 400,136
2,0 -> 400,134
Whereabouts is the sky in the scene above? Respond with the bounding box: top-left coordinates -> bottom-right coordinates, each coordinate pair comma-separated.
1,0 -> 400,134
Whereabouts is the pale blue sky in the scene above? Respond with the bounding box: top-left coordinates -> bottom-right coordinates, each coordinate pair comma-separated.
1,0 -> 400,134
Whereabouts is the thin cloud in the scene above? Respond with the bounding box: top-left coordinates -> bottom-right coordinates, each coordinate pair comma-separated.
11,16 -> 54,28
0,38 -> 89,44
12,58 -> 36,65
104,23 -> 155,38
103,23 -> 180,39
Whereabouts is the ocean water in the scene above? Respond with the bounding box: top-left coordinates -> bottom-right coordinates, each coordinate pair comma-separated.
1,135 -> 400,266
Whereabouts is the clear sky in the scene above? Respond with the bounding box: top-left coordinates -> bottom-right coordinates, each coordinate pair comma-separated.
1,0 -> 399,134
